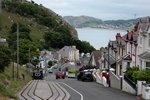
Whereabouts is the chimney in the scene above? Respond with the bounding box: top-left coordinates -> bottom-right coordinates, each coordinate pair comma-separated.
116,33 -> 121,40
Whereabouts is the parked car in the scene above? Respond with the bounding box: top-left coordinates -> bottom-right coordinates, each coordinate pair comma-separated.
77,70 -> 93,81
55,71 -> 65,79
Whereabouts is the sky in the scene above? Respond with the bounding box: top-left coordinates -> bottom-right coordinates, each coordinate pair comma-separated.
31,0 -> 150,20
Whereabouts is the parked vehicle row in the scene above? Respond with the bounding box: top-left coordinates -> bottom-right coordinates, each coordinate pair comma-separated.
77,70 -> 94,82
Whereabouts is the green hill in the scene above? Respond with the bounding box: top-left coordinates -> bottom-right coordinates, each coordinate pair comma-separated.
0,0 -> 95,65
0,0 -> 78,41
63,15 -> 139,29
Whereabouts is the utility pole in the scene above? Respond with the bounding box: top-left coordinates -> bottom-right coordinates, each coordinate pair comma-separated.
0,0 -> 2,13
17,23 -> 19,79
12,43 -> 14,80
29,48 -> 30,63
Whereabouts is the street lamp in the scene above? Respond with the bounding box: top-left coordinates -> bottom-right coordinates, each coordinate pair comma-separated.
12,43 -> 15,80
107,42 -> 112,87
103,50 -> 106,70
114,48 -> 117,75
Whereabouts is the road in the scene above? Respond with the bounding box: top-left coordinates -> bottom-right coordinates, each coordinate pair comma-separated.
18,74 -> 139,100
46,74 -> 138,100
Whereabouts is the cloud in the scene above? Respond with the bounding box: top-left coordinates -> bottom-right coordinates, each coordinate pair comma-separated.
32,0 -> 150,20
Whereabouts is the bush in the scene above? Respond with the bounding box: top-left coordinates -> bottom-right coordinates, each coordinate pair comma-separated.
68,69 -> 79,73
0,45 -> 11,71
125,67 -> 139,81
125,67 -> 150,83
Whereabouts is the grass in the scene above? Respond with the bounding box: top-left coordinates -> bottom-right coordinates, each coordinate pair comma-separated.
0,64 -> 32,100
0,10 -> 49,41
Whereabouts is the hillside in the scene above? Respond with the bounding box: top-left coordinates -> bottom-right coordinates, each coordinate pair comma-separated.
0,0 -> 95,65
63,16 -> 103,28
63,16 -> 139,29
0,0 -> 78,40
0,64 -> 32,99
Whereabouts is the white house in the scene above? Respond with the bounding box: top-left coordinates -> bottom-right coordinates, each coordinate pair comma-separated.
136,18 -> 150,69
38,50 -> 54,69
58,46 -> 79,62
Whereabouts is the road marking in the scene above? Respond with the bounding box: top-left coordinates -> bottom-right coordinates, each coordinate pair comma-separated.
59,82 -> 83,100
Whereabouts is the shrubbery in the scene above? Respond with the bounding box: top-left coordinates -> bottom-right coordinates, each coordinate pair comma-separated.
0,45 -> 11,72
68,69 -> 79,73
125,67 -> 150,83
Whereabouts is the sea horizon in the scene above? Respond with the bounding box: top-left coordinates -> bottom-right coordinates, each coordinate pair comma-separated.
76,27 -> 127,50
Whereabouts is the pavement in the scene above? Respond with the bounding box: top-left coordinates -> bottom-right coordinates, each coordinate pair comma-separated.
17,80 -> 70,100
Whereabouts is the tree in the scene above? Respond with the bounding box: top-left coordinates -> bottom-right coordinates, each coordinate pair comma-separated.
73,40 -> 95,53
0,45 -> 11,71
48,61 -> 53,68
19,39 -> 40,64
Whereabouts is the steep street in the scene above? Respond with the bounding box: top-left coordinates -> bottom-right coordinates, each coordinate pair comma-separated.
18,74 -> 138,100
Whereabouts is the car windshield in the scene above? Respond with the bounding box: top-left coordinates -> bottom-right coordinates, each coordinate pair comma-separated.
84,71 -> 92,74
57,71 -> 64,74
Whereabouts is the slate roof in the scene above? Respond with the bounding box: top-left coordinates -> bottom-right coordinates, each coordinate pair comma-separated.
90,50 -> 102,68
104,53 -> 115,65
138,51 -> 150,60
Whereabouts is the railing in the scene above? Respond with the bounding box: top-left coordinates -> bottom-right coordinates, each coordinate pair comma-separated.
124,75 -> 137,91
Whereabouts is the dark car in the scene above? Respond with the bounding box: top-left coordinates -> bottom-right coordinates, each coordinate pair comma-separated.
55,71 -> 65,79
77,70 -> 93,81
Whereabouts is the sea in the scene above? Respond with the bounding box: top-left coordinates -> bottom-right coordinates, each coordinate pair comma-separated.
76,28 -> 126,50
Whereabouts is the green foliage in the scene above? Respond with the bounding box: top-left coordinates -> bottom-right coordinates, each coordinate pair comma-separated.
48,61 -> 53,68
0,45 -> 11,71
2,0 -> 57,28
125,67 -> 139,81
125,67 -> 150,83
68,69 -> 79,73
10,23 -> 31,33
31,59 -> 39,66
44,31 -> 72,49
19,39 -> 40,64
73,40 -> 95,53
8,23 -> 41,65
0,65 -> 32,99
132,70 -> 150,83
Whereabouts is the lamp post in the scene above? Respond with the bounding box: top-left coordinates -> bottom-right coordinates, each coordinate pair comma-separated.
104,50 -> 106,70
12,43 -> 14,80
107,42 -> 111,87
114,48 -> 117,75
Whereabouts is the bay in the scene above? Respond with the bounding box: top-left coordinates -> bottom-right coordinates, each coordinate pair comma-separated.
76,28 -> 126,50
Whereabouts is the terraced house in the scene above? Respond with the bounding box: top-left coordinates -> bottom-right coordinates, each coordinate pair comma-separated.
95,18 -> 150,96
136,19 -> 150,69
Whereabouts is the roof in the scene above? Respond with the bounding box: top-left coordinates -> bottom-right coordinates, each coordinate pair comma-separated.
138,51 -> 150,60
116,54 -> 132,63
104,53 -> 115,65
90,50 -> 102,68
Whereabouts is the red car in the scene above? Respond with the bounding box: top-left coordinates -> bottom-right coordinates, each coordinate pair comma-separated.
55,72 -> 65,79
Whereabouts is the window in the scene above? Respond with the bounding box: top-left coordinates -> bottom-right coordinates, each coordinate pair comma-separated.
127,62 -> 130,67
146,62 -> 150,68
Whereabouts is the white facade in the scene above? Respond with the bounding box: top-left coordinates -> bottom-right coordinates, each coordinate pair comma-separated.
58,46 -> 79,61
136,19 -> 150,70
38,50 -> 54,69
